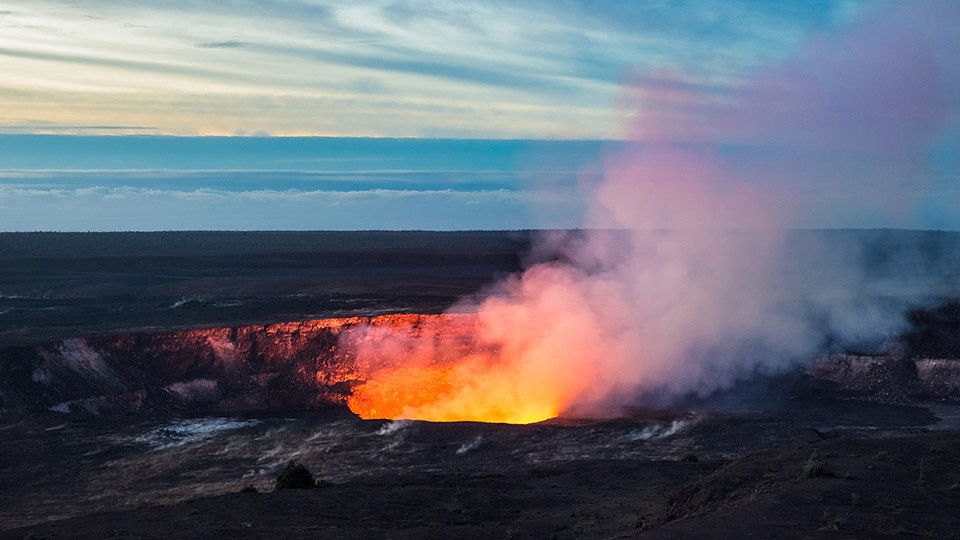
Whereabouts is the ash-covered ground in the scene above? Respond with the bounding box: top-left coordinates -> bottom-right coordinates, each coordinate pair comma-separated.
2,231 -> 960,539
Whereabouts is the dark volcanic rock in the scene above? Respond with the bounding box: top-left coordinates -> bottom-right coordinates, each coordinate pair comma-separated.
0,316 -> 355,414
904,299 -> 960,358
805,354 -> 960,403
0,314 -> 482,416
6,425 -> 960,539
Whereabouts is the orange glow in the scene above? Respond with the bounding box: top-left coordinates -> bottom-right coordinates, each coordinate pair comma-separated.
341,308 -> 596,425
347,352 -> 562,424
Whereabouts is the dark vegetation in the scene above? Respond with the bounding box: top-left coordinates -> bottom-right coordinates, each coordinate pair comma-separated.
274,461 -> 322,490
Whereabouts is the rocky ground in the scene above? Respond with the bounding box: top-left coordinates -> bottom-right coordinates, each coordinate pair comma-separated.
2,231 -> 960,538
2,401 -> 959,539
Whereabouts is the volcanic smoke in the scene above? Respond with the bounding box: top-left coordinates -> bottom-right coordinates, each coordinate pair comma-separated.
345,1 -> 960,424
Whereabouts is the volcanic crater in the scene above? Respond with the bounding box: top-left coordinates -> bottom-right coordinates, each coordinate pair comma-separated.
2,231 -> 960,539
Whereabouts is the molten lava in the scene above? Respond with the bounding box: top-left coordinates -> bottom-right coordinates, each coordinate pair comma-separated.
347,356 -> 561,424
343,313 -> 574,424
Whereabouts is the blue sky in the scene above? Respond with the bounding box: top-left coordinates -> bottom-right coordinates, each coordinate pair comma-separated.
0,1 -> 957,231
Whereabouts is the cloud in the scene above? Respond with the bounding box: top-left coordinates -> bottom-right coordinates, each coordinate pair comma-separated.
1,1 -> 846,137
0,185 -> 583,231
196,41 -> 251,49
0,162 -> 595,231
0,45 -> 239,83
0,124 -> 157,134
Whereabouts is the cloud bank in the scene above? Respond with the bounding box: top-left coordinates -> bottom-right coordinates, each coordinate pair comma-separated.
0,184 -> 583,231
1,0 -> 854,137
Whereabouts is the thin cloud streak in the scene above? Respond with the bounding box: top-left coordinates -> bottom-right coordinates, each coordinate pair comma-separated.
0,185 -> 584,231
196,41 -> 251,49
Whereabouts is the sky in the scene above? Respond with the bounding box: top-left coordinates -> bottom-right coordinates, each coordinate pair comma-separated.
0,0 -> 958,231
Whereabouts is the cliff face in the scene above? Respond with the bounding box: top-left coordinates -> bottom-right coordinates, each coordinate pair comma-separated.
804,355 -> 960,403
3,311 -> 959,416
0,314 -> 474,415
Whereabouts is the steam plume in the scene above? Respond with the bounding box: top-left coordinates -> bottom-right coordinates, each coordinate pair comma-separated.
346,2 -> 960,421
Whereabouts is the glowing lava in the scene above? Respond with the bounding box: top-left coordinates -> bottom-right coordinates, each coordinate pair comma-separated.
343,313 -> 576,424
347,360 -> 559,424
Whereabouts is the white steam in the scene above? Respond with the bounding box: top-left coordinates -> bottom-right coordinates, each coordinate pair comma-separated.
447,2 -> 960,415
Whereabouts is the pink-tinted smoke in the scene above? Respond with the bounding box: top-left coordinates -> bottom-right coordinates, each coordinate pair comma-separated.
623,1 -> 959,227
345,1 -> 960,421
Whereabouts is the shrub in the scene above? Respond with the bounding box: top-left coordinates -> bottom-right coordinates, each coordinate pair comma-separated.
680,453 -> 699,462
274,461 -> 317,490
802,450 -> 837,479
